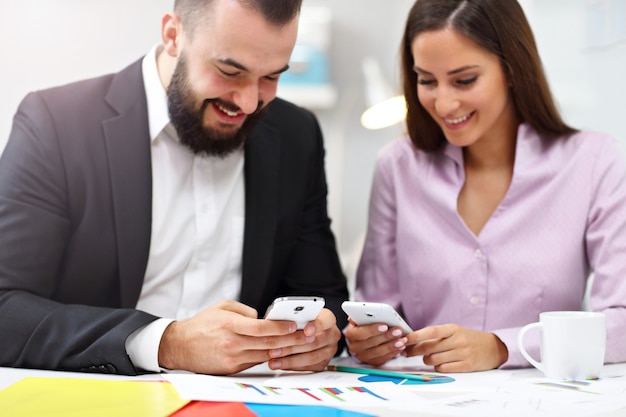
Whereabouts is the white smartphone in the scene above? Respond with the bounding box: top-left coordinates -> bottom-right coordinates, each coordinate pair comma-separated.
341,301 -> 413,335
263,296 -> 325,330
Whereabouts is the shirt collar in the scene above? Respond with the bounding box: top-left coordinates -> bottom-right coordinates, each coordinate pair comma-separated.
142,44 -> 170,142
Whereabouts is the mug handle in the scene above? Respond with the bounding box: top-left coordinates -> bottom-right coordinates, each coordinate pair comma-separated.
517,322 -> 544,373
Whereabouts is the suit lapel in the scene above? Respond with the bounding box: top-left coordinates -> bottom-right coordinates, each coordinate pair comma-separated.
102,60 -> 153,308
241,119 -> 280,307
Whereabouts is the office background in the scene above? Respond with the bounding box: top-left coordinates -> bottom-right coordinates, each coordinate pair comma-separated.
1,0 -> 625,283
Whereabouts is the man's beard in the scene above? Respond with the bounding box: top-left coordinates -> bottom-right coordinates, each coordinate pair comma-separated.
167,56 -> 266,158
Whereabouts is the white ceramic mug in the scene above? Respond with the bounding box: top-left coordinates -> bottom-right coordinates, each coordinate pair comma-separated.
517,311 -> 606,380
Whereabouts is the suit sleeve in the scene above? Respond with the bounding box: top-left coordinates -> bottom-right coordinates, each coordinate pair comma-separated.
0,92 -> 156,375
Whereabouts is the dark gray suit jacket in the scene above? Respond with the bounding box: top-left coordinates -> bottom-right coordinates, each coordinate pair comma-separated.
0,59 -> 348,375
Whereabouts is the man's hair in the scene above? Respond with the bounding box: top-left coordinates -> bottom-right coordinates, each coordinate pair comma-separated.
174,0 -> 302,37
400,0 -> 576,152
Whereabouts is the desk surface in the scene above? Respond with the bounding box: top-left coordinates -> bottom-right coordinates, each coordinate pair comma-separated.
2,362 -> 626,417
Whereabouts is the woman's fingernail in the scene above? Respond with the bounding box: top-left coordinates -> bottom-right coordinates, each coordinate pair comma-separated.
391,329 -> 402,337
378,324 -> 389,332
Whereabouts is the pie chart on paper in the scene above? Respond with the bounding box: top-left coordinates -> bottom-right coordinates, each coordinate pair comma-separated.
357,374 -> 455,385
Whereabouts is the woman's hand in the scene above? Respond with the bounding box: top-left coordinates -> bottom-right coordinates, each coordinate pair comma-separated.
343,318 -> 409,366
404,324 -> 508,372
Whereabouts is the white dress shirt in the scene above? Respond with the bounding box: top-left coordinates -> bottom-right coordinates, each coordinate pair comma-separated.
126,45 -> 244,371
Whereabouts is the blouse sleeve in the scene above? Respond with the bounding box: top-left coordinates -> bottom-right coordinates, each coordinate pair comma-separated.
585,136 -> 626,364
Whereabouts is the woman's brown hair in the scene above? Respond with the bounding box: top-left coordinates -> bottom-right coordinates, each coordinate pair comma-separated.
401,0 -> 576,152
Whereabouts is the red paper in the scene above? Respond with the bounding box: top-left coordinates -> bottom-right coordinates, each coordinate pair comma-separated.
171,401 -> 257,417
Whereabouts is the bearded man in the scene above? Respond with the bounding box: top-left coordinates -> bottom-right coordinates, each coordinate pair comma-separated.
0,0 -> 348,376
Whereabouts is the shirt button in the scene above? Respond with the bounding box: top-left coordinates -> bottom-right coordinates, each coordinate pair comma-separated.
470,296 -> 479,305
474,249 -> 483,258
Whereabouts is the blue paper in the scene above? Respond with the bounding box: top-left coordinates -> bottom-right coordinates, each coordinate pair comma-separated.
245,404 -> 375,417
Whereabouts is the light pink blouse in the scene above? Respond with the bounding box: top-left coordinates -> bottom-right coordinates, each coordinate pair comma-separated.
356,123 -> 626,367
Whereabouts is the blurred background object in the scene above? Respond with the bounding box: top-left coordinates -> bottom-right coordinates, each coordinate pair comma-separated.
277,5 -> 337,110
360,57 -> 406,130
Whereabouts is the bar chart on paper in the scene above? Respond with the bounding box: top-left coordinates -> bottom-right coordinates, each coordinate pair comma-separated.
165,374 -> 417,406
238,383 -> 390,402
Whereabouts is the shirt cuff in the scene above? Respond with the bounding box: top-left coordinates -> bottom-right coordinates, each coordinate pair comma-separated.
125,318 -> 175,372
492,326 -> 538,369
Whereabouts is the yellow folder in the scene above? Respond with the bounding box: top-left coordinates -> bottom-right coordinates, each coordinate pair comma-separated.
0,377 -> 189,417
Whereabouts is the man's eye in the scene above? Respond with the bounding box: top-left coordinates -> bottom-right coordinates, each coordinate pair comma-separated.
219,68 -> 238,77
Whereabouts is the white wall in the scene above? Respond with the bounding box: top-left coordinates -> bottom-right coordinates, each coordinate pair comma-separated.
524,0 -> 626,147
0,0 -> 169,147
1,0 -> 625,280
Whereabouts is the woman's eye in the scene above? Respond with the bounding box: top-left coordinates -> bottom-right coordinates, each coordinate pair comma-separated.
418,78 -> 435,86
457,76 -> 478,86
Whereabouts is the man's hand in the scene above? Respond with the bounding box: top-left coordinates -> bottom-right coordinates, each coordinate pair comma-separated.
267,308 -> 341,372
157,300 -> 340,374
